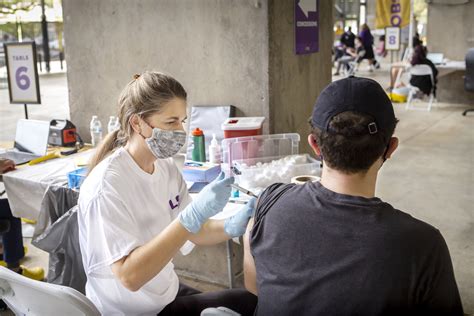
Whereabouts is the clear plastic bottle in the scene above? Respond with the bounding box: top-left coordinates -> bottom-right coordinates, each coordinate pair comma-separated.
90,115 -> 103,147
107,116 -> 120,134
209,133 -> 221,164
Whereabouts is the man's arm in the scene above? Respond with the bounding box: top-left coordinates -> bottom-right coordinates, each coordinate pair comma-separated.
421,231 -> 464,315
243,217 -> 257,295
0,158 -> 15,175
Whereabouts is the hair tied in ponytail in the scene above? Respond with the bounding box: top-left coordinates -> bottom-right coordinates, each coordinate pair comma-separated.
88,71 -> 187,174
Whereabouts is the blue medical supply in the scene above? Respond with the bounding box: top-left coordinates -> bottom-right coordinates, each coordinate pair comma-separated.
67,167 -> 88,189
182,161 -> 221,183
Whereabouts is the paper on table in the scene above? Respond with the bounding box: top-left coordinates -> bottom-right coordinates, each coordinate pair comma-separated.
74,155 -> 91,167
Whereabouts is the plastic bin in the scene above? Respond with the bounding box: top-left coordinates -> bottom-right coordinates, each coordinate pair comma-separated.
67,167 -> 88,189
221,133 -> 321,190
221,117 -> 265,139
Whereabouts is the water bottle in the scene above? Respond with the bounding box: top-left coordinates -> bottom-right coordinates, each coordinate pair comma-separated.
107,116 -> 120,134
90,116 -> 103,147
191,127 -> 206,162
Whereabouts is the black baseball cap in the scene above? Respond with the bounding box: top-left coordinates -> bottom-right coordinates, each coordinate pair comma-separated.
311,76 -> 396,136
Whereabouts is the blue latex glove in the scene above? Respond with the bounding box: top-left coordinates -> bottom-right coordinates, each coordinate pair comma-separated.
179,172 -> 234,233
224,197 -> 256,238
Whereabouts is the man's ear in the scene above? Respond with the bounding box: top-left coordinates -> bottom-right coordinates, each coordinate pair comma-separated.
308,134 -> 321,156
384,137 -> 399,160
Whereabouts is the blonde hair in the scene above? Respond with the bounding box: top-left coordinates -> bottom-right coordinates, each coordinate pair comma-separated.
88,71 -> 187,173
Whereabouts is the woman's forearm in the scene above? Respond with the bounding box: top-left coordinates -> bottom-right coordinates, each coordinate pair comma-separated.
112,218 -> 191,291
188,219 -> 230,246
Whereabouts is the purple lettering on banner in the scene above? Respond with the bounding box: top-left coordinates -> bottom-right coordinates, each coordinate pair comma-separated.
390,0 -> 402,27
391,3 -> 401,13
391,15 -> 401,27
295,0 -> 319,55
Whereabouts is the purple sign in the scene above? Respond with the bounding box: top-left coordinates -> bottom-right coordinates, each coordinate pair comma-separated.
295,0 -> 319,55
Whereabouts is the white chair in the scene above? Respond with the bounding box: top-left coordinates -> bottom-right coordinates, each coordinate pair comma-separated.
405,64 -> 435,111
0,266 -> 100,315
343,60 -> 357,77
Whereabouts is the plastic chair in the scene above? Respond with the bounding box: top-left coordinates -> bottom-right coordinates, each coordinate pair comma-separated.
0,266 -> 100,315
201,307 -> 241,316
342,60 -> 357,77
406,64 -> 435,111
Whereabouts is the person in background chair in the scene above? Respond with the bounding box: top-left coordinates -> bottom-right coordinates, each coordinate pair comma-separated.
0,158 -> 45,311
0,158 -> 44,281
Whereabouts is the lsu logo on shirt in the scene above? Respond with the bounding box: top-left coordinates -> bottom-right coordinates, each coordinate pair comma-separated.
169,195 -> 180,210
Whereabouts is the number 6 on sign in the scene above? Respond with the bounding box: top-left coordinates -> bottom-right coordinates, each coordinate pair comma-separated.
16,66 -> 31,90
4,41 -> 41,104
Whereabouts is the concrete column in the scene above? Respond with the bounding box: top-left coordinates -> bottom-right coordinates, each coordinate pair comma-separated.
63,0 -> 271,139
365,0 -> 377,30
268,0 -> 333,154
426,1 -> 474,104
63,0 -> 332,286
427,1 -> 474,61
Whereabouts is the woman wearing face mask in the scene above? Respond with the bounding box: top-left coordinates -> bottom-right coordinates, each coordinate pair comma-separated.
78,71 -> 257,316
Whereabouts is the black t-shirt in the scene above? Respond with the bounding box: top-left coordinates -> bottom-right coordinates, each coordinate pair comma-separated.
341,32 -> 355,48
250,182 -> 463,316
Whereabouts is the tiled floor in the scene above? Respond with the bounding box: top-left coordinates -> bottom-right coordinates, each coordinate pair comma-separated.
1,63 -> 473,314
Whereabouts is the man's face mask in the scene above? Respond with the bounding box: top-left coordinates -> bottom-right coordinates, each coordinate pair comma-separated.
141,120 -> 187,159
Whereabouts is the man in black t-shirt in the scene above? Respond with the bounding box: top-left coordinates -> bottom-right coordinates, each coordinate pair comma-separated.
340,27 -> 356,49
243,77 -> 463,316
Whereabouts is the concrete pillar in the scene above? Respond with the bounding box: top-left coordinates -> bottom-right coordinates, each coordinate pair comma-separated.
63,0 -> 332,286
268,0 -> 333,154
426,1 -> 474,104
427,1 -> 474,61
365,0 -> 377,31
63,0 -> 271,139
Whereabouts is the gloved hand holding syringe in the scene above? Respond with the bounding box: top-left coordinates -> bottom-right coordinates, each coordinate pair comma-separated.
179,172 -> 258,238
230,183 -> 258,198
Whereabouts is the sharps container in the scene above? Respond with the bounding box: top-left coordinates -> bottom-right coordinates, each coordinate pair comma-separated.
221,117 -> 265,139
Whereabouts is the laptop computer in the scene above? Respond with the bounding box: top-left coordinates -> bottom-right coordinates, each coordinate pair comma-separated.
427,53 -> 444,65
0,119 -> 50,165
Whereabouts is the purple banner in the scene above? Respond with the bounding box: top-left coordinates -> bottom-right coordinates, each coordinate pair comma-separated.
295,0 -> 319,55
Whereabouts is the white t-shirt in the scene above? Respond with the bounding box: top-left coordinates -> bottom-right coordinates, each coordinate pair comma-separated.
77,147 -> 194,316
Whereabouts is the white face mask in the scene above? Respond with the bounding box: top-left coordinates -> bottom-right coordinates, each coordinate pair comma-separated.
144,127 -> 187,159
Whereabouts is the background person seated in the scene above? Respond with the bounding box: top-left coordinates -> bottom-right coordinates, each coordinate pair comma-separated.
340,26 -> 355,49
334,37 -> 366,76
409,44 -> 438,97
389,36 -> 438,93
376,35 -> 387,58
0,158 -> 44,310
243,77 -> 463,315
0,158 -> 44,281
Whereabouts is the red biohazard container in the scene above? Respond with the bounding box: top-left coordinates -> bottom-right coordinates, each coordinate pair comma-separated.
221,117 -> 265,139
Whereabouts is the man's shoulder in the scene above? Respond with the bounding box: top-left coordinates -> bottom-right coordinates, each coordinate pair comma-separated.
388,206 -> 440,235
254,183 -> 296,221
375,205 -> 446,254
